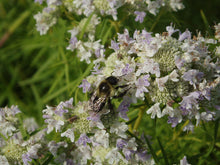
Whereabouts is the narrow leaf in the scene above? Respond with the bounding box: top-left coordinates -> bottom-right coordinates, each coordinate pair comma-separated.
157,137 -> 169,165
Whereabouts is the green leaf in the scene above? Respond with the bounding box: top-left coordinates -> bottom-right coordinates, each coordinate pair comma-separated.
144,135 -> 159,164
157,137 -> 169,165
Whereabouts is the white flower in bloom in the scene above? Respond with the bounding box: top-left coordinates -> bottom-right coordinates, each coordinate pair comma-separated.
77,42 -> 92,63
169,0 -> 185,12
214,23 -> 220,41
33,12 -> 49,35
183,121 -> 194,132
33,11 -> 57,35
145,0 -> 163,15
48,141 -> 67,156
136,58 -> 160,77
110,121 -> 128,138
180,156 -> 190,165
126,138 -> 137,151
196,112 -> 215,126
0,122 -> 16,137
146,103 -> 162,119
105,148 -> 128,164
156,76 -> 169,91
166,24 -> 179,36
162,105 -> 175,117
135,75 -> 150,98
26,144 -> 42,159
92,130 -> 109,148
23,118 -> 39,134
61,128 -> 75,142
72,145 -> 92,164
68,28 -> 79,38
42,98 -> 73,134
78,145 -> 92,160
169,69 -> 179,82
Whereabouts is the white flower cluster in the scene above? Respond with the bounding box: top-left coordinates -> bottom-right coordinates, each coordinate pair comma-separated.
0,99 -> 154,164
80,24 -> 219,132
34,1 -> 184,63
39,98 -> 154,164
34,0 -> 185,65
0,106 -> 44,165
66,14 -> 105,64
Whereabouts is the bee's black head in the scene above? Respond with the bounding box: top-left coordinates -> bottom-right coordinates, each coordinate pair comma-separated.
105,76 -> 119,85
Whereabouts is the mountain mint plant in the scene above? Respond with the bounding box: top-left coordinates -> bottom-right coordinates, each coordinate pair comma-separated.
1,24 -> 219,164
1,0 -> 219,164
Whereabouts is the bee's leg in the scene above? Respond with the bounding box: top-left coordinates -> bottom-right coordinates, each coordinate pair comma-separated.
97,102 -> 106,113
89,92 -> 94,97
107,99 -> 114,111
113,89 -> 129,98
115,84 -> 128,90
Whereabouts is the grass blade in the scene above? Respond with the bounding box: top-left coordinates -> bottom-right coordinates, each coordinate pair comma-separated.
157,137 -> 169,165
144,135 -> 159,164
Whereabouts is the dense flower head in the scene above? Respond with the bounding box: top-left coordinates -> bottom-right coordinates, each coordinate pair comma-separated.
82,24 -> 219,131
9,23 -> 217,165
0,105 -> 46,164
34,0 -> 185,64
34,0 -> 184,35
30,96 -> 152,164
0,105 -> 21,138
0,100 -> 152,164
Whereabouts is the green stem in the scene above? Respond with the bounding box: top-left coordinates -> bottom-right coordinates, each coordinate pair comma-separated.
133,106 -> 145,131
0,10 -> 30,47
0,132 -> 7,141
150,8 -> 165,32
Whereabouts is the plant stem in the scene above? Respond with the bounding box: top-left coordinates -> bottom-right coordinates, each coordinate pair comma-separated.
133,106 -> 145,131
0,10 -> 30,47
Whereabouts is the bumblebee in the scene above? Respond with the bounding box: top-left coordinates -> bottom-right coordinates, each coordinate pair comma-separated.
89,76 -> 128,113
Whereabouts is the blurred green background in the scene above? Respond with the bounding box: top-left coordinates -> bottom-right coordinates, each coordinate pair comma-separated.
0,0 -> 220,164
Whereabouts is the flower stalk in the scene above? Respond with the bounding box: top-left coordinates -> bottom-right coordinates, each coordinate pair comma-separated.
133,106 -> 146,131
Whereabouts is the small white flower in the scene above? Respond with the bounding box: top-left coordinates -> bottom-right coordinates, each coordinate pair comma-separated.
201,112 -> 214,122
183,121 -> 194,132
162,105 -> 174,117
23,118 -> 39,134
156,76 -> 169,91
136,58 -> 160,77
180,156 -> 190,165
78,43 -> 92,63
0,122 -> 16,137
169,0 -> 185,12
110,121 -> 128,138
27,144 -> 41,159
48,141 -> 67,156
70,145 -> 91,164
80,145 -> 92,158
105,148 -> 128,164
169,69 -> 179,82
216,46 -> 220,55
93,130 -> 109,148
166,24 -> 179,36
145,0 -> 162,15
61,128 -> 75,142
135,75 -> 150,98
126,138 -> 137,151
146,103 -> 162,119
68,28 -> 79,38
214,23 -> 220,41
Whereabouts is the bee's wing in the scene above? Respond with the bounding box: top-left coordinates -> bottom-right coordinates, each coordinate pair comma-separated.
90,95 -> 108,113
